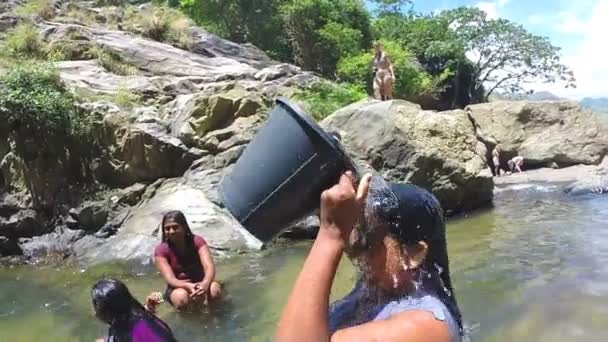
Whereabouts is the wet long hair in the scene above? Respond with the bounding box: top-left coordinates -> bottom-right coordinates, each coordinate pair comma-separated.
351,183 -> 463,334
386,184 -> 463,334
161,210 -> 198,264
91,279 -> 177,342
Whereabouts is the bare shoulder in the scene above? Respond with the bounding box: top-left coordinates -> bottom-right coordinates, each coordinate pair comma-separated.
390,310 -> 452,339
332,309 -> 452,342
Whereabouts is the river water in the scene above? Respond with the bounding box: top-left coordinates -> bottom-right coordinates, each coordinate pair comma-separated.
1,183 -> 608,341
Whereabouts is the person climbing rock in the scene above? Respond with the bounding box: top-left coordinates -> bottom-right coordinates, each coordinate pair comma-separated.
276,172 -> 463,342
508,156 -> 525,173
154,210 -> 222,311
372,43 -> 395,101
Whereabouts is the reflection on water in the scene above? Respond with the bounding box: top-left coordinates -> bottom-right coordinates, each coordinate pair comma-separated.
1,184 -> 608,341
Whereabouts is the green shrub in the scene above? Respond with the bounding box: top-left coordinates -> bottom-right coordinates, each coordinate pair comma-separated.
5,24 -> 47,59
0,64 -> 76,145
86,46 -> 138,75
16,0 -> 56,19
293,81 -> 367,121
111,86 -> 142,109
125,5 -> 193,49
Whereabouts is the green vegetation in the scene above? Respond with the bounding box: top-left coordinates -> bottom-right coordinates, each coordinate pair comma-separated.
5,0 -> 574,110
86,46 -> 138,76
0,64 -> 97,210
293,81 -> 367,121
178,0 -> 292,61
0,64 -> 81,146
15,0 -> 56,20
111,86 -> 143,109
338,39 -> 447,102
281,0 -> 372,77
441,7 -> 576,101
172,0 -> 573,109
5,23 -> 47,59
4,22 -> 139,76
124,5 -> 194,50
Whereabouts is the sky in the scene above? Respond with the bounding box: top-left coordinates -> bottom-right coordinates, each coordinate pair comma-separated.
367,0 -> 608,99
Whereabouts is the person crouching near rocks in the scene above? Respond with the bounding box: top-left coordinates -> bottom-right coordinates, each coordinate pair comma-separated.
508,156 -> 525,174
92,278 -> 177,342
276,172 -> 463,342
153,210 -> 222,311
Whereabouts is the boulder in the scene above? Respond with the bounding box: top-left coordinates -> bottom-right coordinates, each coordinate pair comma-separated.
89,27 -> 259,79
166,87 -> 269,142
98,121 -> 202,186
74,178 -> 262,265
0,209 -> 45,239
322,100 -> 493,214
68,202 -> 109,232
0,236 -> 22,256
467,101 -> 608,168
43,24 -> 95,60
565,176 -> 608,195
19,226 -> 85,259
190,27 -> 274,69
0,12 -> 21,32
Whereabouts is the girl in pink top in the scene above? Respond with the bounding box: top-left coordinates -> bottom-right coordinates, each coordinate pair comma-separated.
154,210 -> 222,311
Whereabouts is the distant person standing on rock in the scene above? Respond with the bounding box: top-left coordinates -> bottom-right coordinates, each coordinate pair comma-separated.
508,156 -> 525,173
492,146 -> 501,176
372,42 -> 395,101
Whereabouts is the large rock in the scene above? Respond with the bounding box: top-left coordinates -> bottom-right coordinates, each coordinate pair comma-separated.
322,100 -> 493,214
90,27 -> 258,80
0,12 -> 21,32
165,87 -> 269,144
74,178 -> 262,265
0,208 -> 45,240
97,121 -> 202,186
190,27 -> 274,69
565,176 -> 608,195
68,202 -> 109,232
19,226 -> 85,259
467,101 -> 608,168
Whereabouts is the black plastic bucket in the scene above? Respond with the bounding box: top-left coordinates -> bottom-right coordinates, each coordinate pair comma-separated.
221,98 -> 358,242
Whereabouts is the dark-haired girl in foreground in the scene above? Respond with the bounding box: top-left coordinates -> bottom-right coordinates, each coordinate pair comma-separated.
276,172 -> 462,341
92,278 -> 177,342
154,210 -> 222,311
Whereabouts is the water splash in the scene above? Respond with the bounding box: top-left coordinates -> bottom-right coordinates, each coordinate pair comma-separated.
351,175 -> 401,254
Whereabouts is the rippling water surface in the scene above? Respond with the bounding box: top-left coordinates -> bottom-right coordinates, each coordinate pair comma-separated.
1,183 -> 607,341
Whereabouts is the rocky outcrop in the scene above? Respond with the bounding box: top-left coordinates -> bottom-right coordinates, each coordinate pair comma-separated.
322,100 -> 494,214
565,176 -> 608,195
96,120 -> 203,186
467,101 -> 608,168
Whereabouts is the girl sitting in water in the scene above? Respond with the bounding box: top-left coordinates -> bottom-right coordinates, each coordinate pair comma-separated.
91,278 -> 177,342
276,172 -> 463,341
154,210 -> 222,311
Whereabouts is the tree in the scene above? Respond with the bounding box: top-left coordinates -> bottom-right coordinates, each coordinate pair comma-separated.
373,12 -> 480,108
337,39 -> 441,101
281,0 -> 372,77
441,7 -> 575,101
370,0 -> 412,15
178,0 -> 293,61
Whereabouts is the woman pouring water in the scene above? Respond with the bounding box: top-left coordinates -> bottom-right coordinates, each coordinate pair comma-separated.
276,172 -> 463,341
